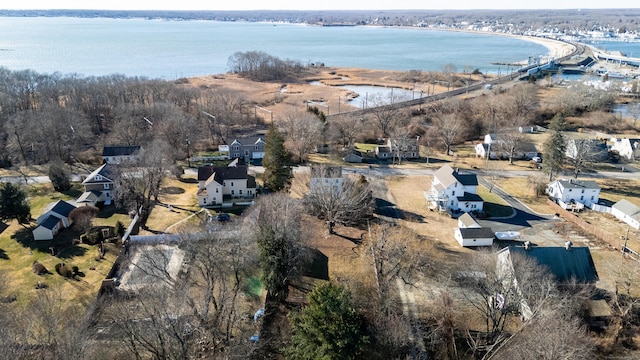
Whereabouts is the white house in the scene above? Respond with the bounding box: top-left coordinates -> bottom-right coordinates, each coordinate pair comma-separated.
33,200 -> 77,241
101,145 -> 141,164
454,227 -> 494,247
197,164 -> 256,207
546,179 -> 601,209
610,137 -> 640,161
426,165 -> 483,213
611,199 -> 640,229
310,166 -> 343,193
565,139 -> 608,162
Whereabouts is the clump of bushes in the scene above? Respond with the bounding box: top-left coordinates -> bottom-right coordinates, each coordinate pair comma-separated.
55,263 -> 74,278
32,261 -> 49,275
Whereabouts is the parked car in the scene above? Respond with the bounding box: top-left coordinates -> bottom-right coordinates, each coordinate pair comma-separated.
216,213 -> 230,222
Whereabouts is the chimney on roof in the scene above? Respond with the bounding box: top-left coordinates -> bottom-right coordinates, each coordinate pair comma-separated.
524,241 -> 531,250
565,241 -> 573,250
455,167 -> 459,173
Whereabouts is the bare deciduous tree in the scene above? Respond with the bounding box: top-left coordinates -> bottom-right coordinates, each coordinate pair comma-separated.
278,109 -> 325,163
303,168 -> 374,234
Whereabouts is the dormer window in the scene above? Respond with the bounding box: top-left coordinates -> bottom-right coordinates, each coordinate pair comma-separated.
95,175 -> 102,181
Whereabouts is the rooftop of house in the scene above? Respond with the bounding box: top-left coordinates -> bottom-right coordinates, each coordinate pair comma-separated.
40,215 -> 61,230
434,165 -> 478,188
83,164 -> 116,184
554,178 -> 600,190
458,227 -> 494,239
458,212 -> 479,227
43,200 -> 76,218
612,199 -> 640,216
102,145 -> 141,157
310,166 -> 343,179
505,246 -> 599,283
230,136 -> 266,146
457,192 -> 483,202
198,164 -> 250,183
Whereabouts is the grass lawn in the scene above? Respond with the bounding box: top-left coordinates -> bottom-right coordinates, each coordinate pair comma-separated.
0,182 -> 120,308
141,177 -> 201,234
477,185 -> 514,218
494,177 -> 556,215
595,178 -> 640,206
354,143 -> 378,152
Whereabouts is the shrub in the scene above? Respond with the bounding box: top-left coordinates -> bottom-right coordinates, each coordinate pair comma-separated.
115,221 -> 125,238
55,263 -> 73,278
72,265 -> 79,275
32,261 -> 49,275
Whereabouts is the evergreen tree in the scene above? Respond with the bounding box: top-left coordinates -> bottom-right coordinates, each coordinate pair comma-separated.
48,159 -> 71,191
262,125 -> 291,191
543,114 -> 566,181
287,282 -> 368,360
0,183 -> 31,225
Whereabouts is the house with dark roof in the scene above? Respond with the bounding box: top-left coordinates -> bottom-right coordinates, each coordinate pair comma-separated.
546,178 -> 600,210
425,165 -> 483,213
33,200 -> 77,241
197,163 -> 256,207
498,244 -> 599,319
499,245 -> 599,284
611,199 -> 640,229
81,163 -> 116,205
102,145 -> 141,164
229,136 -> 266,163
454,227 -> 494,247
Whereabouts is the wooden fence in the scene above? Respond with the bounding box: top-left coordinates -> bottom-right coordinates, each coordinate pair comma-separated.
547,199 -> 622,251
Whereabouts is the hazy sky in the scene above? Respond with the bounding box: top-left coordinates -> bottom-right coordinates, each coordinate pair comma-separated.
4,0 -> 639,11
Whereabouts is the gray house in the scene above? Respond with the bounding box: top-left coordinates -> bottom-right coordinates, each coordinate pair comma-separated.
229,136 -> 266,163
81,164 -> 116,205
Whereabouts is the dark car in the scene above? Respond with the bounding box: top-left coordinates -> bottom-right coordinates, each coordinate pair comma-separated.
216,213 -> 231,222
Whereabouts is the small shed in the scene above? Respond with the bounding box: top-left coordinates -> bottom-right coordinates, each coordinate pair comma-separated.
454,227 -> 494,247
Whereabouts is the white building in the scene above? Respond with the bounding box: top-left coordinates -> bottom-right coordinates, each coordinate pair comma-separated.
197,164 -> 256,207
33,200 -> 77,241
611,199 -> 640,229
310,166 -> 343,193
426,165 -> 483,213
546,179 -> 601,209
610,137 -> 640,161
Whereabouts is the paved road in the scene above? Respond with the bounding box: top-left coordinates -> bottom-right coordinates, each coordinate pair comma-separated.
476,178 -> 556,232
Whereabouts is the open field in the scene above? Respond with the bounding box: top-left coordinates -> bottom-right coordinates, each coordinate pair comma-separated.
140,177 -> 201,235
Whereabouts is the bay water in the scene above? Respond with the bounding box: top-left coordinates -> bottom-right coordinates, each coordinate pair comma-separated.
0,16 -> 549,79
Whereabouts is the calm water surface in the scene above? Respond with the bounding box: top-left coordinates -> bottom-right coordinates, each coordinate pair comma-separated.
0,17 -> 549,79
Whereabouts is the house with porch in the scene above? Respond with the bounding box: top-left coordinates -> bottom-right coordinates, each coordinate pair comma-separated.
33,200 -> 77,241
425,165 -> 483,213
197,163 -> 256,207
546,178 -> 600,210
81,163 -> 116,206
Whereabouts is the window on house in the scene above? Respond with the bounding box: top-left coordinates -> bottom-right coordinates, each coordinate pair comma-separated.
569,189 -> 572,192
103,184 -> 109,189
582,189 -> 585,193
231,182 -> 234,186
245,150 -> 249,156
255,145 -> 258,150
231,190 -> 235,195
450,200 -> 454,206
239,190 -> 243,195
96,175 -> 102,180
234,146 -> 239,151
591,196 -> 594,200
105,192 -> 109,198
581,195 -> 584,200
216,188 -> 219,193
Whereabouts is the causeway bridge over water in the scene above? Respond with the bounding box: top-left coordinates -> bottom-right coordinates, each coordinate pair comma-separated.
326,40 -> 584,119
326,43 -> 585,118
